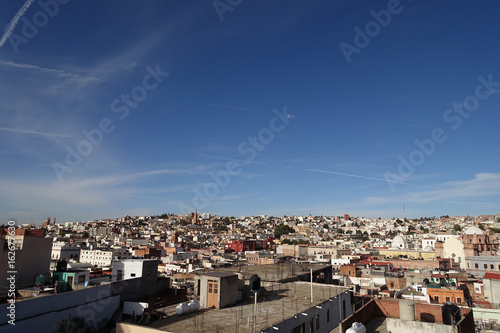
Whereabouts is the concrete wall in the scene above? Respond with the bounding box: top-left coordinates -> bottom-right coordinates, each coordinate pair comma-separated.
387,318 -> 453,333
117,322 -> 170,333
472,307 -> 500,323
483,277 -> 500,305
0,283 -> 119,333
262,290 -> 352,333
0,235 -> 52,289
0,274 -> 169,333
219,275 -> 238,309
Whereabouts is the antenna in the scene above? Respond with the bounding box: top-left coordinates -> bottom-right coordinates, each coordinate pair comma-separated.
403,204 -> 406,220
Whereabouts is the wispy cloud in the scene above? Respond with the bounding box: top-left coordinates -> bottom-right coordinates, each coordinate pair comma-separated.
365,173 -> 500,205
306,168 -> 441,190
0,60 -> 79,78
198,153 -> 266,165
209,103 -> 261,113
0,127 -> 69,138
0,0 -> 34,48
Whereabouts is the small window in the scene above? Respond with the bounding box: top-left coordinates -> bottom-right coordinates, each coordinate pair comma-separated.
475,263 -> 479,269
491,264 -> 495,269
316,315 -> 320,329
130,273 -> 136,277
327,309 -> 330,322
457,298 -> 462,303
445,297 -> 450,302
434,296 -> 439,302
484,264 -> 488,269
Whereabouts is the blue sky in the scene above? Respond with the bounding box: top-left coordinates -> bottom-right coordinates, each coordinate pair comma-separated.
1,0 -> 500,223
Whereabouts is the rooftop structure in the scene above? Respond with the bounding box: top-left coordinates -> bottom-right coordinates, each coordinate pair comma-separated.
120,282 -> 351,333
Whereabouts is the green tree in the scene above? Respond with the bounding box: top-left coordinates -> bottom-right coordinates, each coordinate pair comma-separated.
453,224 -> 462,232
55,316 -> 109,333
274,224 -> 295,238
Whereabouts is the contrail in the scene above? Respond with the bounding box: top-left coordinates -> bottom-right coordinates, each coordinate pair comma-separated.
0,0 -> 35,48
0,127 -> 69,138
306,168 -> 442,189
0,60 -> 78,78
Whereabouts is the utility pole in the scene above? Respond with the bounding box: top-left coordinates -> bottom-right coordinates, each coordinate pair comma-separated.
253,292 -> 257,333
310,268 -> 313,303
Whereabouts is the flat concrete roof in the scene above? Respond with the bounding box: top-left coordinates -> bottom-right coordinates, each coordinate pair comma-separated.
196,262 -> 330,282
201,272 -> 238,278
148,282 -> 348,333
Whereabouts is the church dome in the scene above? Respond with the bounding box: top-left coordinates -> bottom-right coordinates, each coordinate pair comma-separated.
463,226 -> 485,235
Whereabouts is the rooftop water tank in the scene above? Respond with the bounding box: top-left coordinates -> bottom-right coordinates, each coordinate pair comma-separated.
249,274 -> 260,292
188,299 -> 200,312
442,302 -> 460,325
346,322 -> 366,333
175,302 -> 189,315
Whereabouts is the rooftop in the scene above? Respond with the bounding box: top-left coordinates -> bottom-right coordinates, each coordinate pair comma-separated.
148,282 -> 348,333
196,263 -> 329,282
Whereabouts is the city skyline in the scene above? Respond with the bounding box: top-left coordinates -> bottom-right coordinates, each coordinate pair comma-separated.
1,1 -> 500,223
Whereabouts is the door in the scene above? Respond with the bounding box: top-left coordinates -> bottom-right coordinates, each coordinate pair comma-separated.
67,276 -> 73,291
207,279 -> 219,308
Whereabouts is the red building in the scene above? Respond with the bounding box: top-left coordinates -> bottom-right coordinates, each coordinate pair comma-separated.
224,239 -> 268,252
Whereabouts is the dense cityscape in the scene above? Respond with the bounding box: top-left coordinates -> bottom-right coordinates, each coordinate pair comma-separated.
1,212 -> 499,332
2,1 -> 500,332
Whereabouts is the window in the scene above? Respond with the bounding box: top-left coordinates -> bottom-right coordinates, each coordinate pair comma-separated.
327,309 -> 330,322
484,264 -> 488,269
491,264 -> 495,269
446,297 -> 450,302
457,298 -> 462,303
309,318 -> 314,332
475,263 -> 479,269
434,296 -> 439,302
316,315 -> 320,330
130,273 -> 136,277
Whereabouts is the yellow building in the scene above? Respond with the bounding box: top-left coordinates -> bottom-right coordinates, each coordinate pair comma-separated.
378,248 -> 435,260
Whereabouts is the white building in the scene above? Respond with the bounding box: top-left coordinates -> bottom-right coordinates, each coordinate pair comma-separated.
80,247 -> 132,267
421,238 -> 436,251
112,259 -> 158,281
391,235 -> 408,249
51,241 -> 81,260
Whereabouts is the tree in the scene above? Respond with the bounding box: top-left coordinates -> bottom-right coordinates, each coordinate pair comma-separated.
453,224 -> 462,232
55,316 -> 109,333
337,229 -> 344,234
274,224 -> 295,238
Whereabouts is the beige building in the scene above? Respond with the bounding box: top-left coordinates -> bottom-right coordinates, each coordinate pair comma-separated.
0,228 -> 52,288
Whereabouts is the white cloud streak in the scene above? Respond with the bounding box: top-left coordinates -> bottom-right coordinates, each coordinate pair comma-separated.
0,60 -> 79,78
306,168 -> 441,190
0,127 -> 69,138
0,0 -> 35,47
